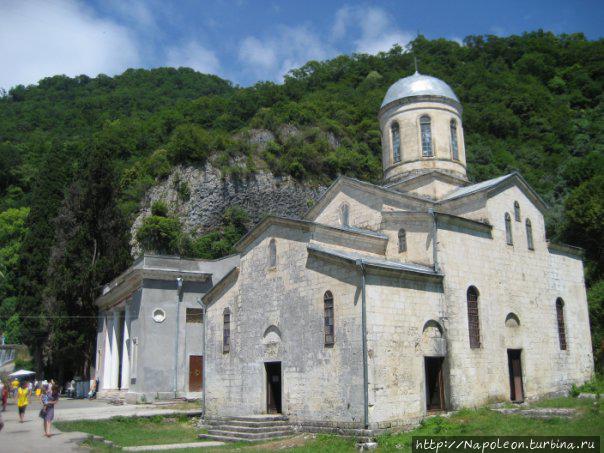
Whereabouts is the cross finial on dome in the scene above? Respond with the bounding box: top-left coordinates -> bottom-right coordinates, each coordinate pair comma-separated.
413,56 -> 419,74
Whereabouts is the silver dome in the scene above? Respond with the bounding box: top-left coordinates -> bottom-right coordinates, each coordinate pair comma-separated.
381,72 -> 459,108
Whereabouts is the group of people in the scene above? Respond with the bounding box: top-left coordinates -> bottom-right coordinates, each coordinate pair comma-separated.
0,378 -> 60,437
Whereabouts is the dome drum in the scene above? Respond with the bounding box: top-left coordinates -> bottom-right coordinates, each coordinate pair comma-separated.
379,72 -> 467,183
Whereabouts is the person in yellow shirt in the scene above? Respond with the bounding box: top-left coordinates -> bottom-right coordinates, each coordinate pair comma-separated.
16,381 -> 30,423
11,379 -> 19,398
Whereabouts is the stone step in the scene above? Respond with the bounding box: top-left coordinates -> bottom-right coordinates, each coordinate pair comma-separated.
224,415 -> 288,422
207,428 -> 293,440
203,419 -> 291,428
209,423 -> 292,433
198,432 -> 294,443
298,426 -> 374,437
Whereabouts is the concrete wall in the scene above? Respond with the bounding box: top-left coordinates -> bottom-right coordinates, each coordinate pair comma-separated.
133,279 -> 211,400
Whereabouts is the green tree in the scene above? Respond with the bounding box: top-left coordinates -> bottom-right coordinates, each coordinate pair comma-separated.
16,143 -> 70,373
44,147 -> 131,380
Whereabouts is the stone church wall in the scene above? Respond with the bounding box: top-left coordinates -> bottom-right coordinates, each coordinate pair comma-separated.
365,275 -> 446,428
438,186 -> 592,409
204,226 -> 367,425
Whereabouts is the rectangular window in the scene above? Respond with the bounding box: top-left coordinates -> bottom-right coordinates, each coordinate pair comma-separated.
186,308 -> 203,323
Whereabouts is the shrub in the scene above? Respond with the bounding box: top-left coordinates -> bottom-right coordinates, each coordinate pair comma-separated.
136,215 -> 181,255
151,201 -> 169,217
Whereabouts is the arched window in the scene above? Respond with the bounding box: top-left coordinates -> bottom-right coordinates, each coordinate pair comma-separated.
420,115 -> 433,157
467,286 -> 481,348
269,238 -> 276,267
398,228 -> 407,253
505,213 -> 513,245
556,298 -> 567,350
526,219 -> 534,250
514,201 -> 521,222
340,203 -> 350,227
391,122 -> 401,163
324,291 -> 334,346
223,308 -> 231,353
450,119 -> 459,160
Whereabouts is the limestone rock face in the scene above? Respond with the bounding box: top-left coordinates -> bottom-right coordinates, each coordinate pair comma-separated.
130,163 -> 327,255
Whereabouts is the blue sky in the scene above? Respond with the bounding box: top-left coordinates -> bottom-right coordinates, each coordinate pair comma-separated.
1,0 -> 602,90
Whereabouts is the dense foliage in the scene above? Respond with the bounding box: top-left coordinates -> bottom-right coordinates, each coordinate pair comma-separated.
0,31 -> 602,376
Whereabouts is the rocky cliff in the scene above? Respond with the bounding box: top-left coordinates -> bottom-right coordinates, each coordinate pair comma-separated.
131,163 -> 327,254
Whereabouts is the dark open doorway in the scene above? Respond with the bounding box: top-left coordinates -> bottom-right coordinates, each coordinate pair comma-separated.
425,357 -> 445,411
265,362 -> 282,414
507,349 -> 524,402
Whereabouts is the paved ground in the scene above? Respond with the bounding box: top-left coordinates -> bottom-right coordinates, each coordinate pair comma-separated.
1,398 -> 203,452
1,402 -> 88,452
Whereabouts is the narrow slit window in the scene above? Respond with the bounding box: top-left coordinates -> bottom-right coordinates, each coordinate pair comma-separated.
269,238 -> 276,267
526,219 -> 534,250
398,228 -> 407,253
467,286 -> 481,349
514,201 -> 521,222
324,291 -> 334,346
420,115 -> 433,157
223,308 -> 231,353
505,213 -> 513,245
391,122 -> 401,163
556,298 -> 567,350
340,203 -> 350,227
450,119 -> 459,160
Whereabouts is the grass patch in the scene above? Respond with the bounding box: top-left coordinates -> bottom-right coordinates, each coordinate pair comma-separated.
59,396 -> 603,452
377,399 -> 603,452
570,374 -> 604,396
56,414 -> 201,447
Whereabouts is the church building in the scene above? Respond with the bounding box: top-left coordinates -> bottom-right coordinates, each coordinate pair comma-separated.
201,72 -> 594,433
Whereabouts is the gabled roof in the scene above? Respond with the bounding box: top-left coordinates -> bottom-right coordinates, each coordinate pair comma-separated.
437,172 -> 549,213
202,266 -> 240,306
234,215 -> 388,254
303,175 -> 433,221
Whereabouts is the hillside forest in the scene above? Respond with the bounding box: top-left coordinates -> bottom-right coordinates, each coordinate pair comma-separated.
0,31 -> 602,379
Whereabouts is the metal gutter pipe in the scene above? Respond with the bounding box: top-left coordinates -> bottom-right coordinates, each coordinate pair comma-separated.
174,277 -> 183,397
200,300 -> 206,419
429,209 -> 439,272
355,259 -> 369,429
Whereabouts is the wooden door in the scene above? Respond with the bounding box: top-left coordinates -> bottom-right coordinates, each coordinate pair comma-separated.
189,355 -> 203,392
265,362 -> 282,414
507,349 -> 524,402
425,357 -> 445,411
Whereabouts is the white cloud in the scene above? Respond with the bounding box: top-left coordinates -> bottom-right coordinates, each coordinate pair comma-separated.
0,0 -> 141,90
166,41 -> 221,75
105,0 -> 157,29
239,37 -> 277,70
331,6 -> 413,54
238,25 -> 335,82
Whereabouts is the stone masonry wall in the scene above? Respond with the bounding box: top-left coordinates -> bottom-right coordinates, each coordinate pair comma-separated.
439,185 -> 593,409
204,225 -> 366,425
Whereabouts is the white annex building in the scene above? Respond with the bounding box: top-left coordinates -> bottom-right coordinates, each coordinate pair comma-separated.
200,72 -> 594,434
